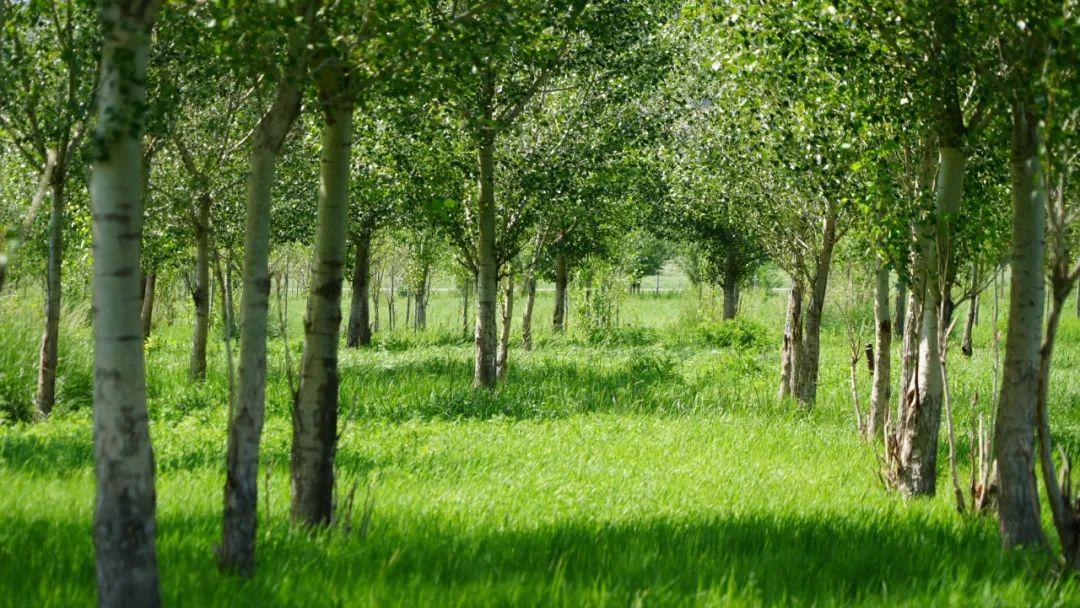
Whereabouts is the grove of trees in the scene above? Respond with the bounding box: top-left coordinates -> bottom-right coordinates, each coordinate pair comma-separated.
1,0 -> 1079,604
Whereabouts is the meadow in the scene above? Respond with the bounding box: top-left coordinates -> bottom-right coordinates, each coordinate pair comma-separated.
2,276 -> 1080,607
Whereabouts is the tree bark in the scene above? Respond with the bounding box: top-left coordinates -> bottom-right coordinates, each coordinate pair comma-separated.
722,281 -> 738,320
994,102 -> 1048,549
552,252 -> 568,332
413,274 -> 427,330
496,267 -> 514,379
522,274 -> 537,350
722,240 -> 739,320
220,14 -> 309,572
961,296 -> 977,357
794,210 -> 838,408
90,2 -> 161,604
867,259 -> 891,440
461,276 -> 471,336
190,193 -> 211,380
346,230 -> 371,347
35,170 -> 65,418
141,271 -> 156,339
292,91 -> 352,528
778,276 -> 803,400
894,279 -> 907,336
896,145 -> 965,496
474,129 -> 498,389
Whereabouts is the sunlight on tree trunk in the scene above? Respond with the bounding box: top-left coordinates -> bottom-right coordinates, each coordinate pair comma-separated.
292,96 -> 352,527
994,102 -> 1047,549
90,2 -> 162,604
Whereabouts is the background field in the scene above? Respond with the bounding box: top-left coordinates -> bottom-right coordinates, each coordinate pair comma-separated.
2,275 -> 1080,606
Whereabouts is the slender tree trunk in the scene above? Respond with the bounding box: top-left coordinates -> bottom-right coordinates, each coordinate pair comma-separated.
474,130 -> 498,389
897,289 -> 918,407
552,252 -> 568,332
896,145 -> 965,496
722,281 -> 737,320
461,276 -> 471,336
722,241 -> 739,320
36,171 -> 65,418
961,299 -> 977,357
414,275 -> 427,330
778,276 -> 803,400
868,259 -> 891,439
141,271 -> 156,339
220,28 -> 308,573
794,211 -> 838,408
497,267 -> 514,379
346,230 -> 371,347
371,269 -> 381,333
522,274 -> 537,350
190,194 -> 211,380
292,94 -> 352,527
1036,285 -> 1080,564
994,102 -> 1048,549
894,279 -> 907,336
90,3 -> 161,604
393,276 -> 401,330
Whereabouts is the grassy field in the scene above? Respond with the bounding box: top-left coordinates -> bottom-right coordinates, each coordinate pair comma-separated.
2,280 -> 1080,606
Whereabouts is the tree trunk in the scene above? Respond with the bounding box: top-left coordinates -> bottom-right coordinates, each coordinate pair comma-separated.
994,102 -> 1048,549
413,275 -> 427,330
461,276 -> 471,336
346,230 -> 371,347
522,274 -> 537,350
35,172 -> 65,419
778,276 -> 803,400
794,211 -> 838,408
893,279 -> 907,336
867,259 -> 891,439
552,252 -> 568,332
896,145 -> 965,496
190,194 -> 211,380
961,296 -> 977,357
292,95 -> 352,527
141,271 -> 156,339
90,3 -> 161,605
722,281 -> 737,320
722,241 -> 739,320
220,37 -> 307,574
497,267 -> 514,379
371,269 -> 381,333
393,276 -> 401,330
897,290 -> 919,423
474,130 -> 498,389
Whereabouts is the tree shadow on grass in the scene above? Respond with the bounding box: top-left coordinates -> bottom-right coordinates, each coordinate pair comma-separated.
1,508 -> 1065,606
337,351 -> 693,422
0,428 -> 92,474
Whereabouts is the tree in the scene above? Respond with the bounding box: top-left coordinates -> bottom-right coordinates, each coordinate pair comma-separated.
992,0 -> 1080,561
0,0 -> 96,418
218,0 -> 319,574
88,0 -> 162,604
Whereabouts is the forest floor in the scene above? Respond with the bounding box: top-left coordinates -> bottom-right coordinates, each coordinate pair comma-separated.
1,284 -> 1080,606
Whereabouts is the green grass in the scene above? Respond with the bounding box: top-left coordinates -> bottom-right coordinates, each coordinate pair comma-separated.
1,283 -> 1080,606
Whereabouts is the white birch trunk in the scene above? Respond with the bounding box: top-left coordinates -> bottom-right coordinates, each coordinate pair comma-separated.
994,102 -> 1047,548
292,97 -> 352,526
867,259 -> 891,439
90,2 -> 161,605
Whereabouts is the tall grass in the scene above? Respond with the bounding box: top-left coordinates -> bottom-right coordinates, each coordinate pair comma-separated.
1,282 -> 1079,606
